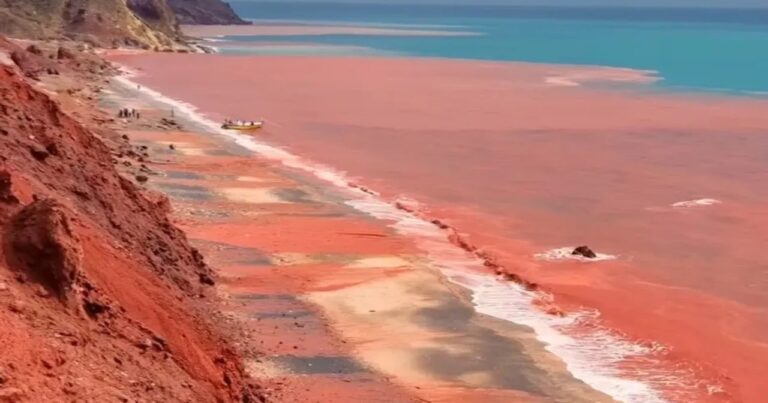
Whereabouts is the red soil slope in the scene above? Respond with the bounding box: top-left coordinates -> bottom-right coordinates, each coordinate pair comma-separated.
0,44 -> 261,402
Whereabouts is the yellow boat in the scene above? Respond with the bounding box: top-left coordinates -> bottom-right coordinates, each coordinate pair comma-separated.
221,121 -> 264,131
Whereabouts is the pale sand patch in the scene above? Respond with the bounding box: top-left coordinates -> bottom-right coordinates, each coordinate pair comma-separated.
155,140 -> 210,156
245,358 -> 287,379
458,371 -> 495,387
218,187 -> 287,204
544,67 -> 658,88
271,252 -> 318,266
236,175 -> 266,183
307,269 -> 613,402
345,256 -> 411,269
175,146 -> 207,156
308,270 -> 485,383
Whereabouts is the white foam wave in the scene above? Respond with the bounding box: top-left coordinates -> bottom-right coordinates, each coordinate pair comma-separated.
461,274 -> 666,402
346,198 -> 673,403
671,198 -> 721,208
0,50 -> 13,67
535,247 -> 618,262
545,76 -> 581,87
245,18 -> 470,30
113,68 -> 694,403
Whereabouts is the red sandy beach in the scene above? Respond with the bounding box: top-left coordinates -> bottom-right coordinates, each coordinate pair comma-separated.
111,53 -> 768,402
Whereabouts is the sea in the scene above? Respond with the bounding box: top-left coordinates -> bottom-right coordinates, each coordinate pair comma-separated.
227,2 -> 768,94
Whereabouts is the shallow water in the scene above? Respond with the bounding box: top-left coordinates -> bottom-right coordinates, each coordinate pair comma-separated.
228,2 -> 768,94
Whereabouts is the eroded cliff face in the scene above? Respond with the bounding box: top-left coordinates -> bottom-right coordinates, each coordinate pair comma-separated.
0,39 -> 262,402
0,0 -> 183,49
167,0 -> 249,25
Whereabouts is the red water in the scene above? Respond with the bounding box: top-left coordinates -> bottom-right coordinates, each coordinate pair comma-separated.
114,54 -> 768,402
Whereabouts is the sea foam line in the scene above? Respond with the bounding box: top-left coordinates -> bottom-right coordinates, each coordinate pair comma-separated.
671,198 -> 721,208
535,246 -> 618,262
113,67 -> 697,403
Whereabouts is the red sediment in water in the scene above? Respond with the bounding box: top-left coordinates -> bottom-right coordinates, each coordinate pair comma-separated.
113,53 -> 768,401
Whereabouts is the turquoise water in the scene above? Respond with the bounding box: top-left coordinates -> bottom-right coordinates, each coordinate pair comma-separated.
227,2 -> 768,94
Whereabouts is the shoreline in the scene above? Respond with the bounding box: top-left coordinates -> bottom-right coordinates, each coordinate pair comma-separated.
108,62 -> 696,402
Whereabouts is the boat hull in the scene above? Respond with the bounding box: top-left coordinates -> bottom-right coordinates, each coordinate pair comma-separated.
221,122 -> 263,131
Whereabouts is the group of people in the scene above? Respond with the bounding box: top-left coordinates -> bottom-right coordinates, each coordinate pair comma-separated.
118,108 -> 140,119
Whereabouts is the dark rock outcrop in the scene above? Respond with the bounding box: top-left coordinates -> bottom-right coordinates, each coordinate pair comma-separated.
167,0 -> 249,25
572,245 -> 597,259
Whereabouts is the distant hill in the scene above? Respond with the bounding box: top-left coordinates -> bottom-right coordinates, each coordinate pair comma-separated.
0,0 -> 180,48
167,0 -> 249,25
0,0 -> 249,48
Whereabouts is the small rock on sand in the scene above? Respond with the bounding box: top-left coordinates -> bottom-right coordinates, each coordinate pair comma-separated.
572,245 -> 597,259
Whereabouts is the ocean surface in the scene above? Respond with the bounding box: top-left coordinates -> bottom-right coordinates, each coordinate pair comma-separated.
227,2 -> 768,94
118,3 -> 768,402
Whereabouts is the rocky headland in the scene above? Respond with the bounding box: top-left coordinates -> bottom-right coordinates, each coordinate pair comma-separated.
0,0 -> 246,49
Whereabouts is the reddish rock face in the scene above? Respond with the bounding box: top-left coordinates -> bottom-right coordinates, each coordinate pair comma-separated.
0,60 -> 213,293
6,199 -> 82,301
0,40 -> 261,402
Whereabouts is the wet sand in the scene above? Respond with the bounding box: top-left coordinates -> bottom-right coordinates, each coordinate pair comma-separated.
110,53 -> 768,402
103,80 -> 611,402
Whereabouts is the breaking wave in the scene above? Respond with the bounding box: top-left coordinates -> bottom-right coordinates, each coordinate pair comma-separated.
671,198 -> 721,208
535,247 -> 618,262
